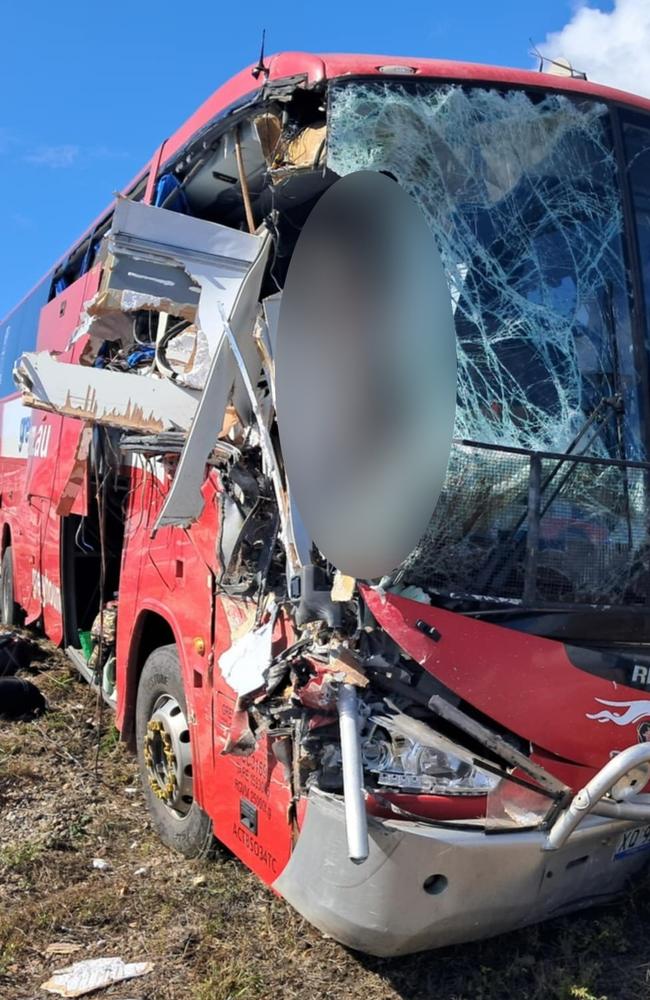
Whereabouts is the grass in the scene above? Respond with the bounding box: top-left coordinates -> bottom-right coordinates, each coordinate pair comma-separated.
0,840 -> 44,873
2,634 -> 650,999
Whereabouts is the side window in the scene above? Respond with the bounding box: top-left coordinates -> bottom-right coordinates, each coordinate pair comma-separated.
0,276 -> 52,398
47,174 -> 148,303
49,233 -> 103,302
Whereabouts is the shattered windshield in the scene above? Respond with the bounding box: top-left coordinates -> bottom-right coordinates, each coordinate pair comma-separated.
328,80 -> 650,607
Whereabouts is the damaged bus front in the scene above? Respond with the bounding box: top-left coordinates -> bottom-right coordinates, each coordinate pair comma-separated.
9,56 -> 650,956
272,76 -> 650,954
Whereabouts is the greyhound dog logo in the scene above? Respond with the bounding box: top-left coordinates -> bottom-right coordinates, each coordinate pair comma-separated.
586,698 -> 650,726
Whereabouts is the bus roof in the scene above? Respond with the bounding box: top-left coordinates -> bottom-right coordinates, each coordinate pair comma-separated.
5,51 -> 650,325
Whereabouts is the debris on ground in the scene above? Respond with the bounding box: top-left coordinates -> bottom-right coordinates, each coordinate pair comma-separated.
44,945 -> 83,958
41,956 -> 153,996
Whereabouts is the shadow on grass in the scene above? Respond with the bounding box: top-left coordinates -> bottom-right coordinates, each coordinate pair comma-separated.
352,879 -> 650,1000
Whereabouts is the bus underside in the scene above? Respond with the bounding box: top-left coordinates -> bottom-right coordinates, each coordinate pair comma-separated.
11,70 -> 650,955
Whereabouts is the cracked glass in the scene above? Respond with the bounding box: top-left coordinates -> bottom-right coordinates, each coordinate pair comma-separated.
328,81 -> 649,606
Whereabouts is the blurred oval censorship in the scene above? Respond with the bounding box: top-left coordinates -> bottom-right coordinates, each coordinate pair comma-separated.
275,170 -> 457,580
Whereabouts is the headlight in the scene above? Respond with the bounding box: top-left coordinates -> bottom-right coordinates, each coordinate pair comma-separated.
360,735 -> 500,795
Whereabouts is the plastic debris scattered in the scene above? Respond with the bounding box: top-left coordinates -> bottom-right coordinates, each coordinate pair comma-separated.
41,956 -> 153,997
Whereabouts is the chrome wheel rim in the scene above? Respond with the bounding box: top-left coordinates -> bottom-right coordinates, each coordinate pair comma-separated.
143,694 -> 193,817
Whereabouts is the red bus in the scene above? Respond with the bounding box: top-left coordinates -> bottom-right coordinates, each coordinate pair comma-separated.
4,51 -> 650,956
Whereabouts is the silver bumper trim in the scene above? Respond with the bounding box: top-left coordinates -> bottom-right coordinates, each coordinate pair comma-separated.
545,743 -> 650,850
274,788 -> 650,956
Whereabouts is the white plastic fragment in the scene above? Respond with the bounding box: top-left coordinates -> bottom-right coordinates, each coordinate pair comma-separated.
91,858 -> 111,871
386,583 -> 431,604
41,956 -> 153,997
218,615 -> 275,696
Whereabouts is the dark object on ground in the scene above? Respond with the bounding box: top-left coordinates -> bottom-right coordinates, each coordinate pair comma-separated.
0,633 -> 45,676
0,677 -> 47,719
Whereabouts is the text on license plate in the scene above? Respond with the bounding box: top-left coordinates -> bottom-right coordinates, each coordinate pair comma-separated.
614,824 -> 650,860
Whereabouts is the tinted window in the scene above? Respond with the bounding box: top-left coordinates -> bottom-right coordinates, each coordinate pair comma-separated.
0,275 -> 52,397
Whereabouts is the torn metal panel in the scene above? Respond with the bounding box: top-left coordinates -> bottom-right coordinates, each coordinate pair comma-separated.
427,695 -> 569,797
16,203 -> 271,463
55,424 -> 93,516
111,198 -> 259,270
73,199 -> 264,356
262,292 -> 281,351
14,351 -> 199,433
153,235 -> 275,532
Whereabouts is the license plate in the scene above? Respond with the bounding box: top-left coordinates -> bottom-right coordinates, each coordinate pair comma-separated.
613,824 -> 650,860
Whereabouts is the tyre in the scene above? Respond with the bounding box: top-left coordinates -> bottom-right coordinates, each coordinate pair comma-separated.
1,547 -> 17,627
135,643 -> 214,858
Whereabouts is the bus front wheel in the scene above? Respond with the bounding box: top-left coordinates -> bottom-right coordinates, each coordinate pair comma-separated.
135,644 -> 214,858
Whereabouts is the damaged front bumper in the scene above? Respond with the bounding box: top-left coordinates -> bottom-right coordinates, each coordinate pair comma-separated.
273,787 -> 650,957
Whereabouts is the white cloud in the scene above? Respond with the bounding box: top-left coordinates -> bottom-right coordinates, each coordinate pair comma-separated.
0,128 -> 17,156
9,212 -> 34,230
538,0 -> 650,99
22,143 -> 130,169
87,145 -> 130,161
24,144 -> 80,168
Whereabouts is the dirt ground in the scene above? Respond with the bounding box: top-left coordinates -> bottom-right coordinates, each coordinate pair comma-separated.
2,633 -> 650,1000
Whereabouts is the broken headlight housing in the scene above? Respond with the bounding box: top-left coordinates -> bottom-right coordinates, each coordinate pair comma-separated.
361,734 -> 499,795
320,733 -> 500,796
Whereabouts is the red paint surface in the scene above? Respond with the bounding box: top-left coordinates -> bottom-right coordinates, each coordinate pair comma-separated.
362,587 -> 645,777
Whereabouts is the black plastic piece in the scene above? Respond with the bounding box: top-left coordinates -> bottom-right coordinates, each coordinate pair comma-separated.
240,798 -> 258,835
415,619 -> 441,642
291,564 -> 342,628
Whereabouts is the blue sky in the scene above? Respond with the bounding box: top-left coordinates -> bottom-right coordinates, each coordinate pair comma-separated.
0,0 -> 616,318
